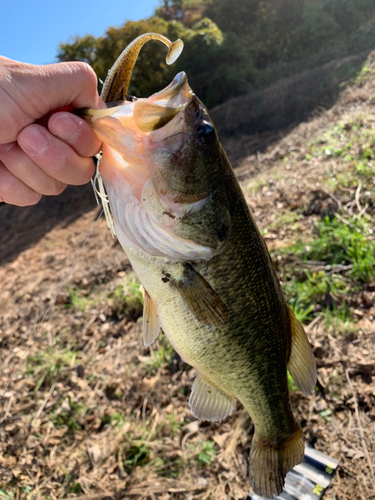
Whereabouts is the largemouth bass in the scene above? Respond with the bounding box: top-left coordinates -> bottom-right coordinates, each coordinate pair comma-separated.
79,34 -> 317,498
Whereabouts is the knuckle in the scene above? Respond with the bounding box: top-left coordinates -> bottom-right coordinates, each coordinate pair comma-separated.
23,192 -> 42,207
69,61 -> 98,87
51,153 -> 69,176
0,164 -> 17,195
51,181 -> 67,196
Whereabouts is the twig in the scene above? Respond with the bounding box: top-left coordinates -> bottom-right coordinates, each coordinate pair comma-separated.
321,189 -> 343,210
32,383 -> 56,426
142,396 -> 148,426
359,203 -> 369,218
181,429 -> 199,450
355,182 -> 363,214
345,369 -> 375,489
0,392 -> 13,424
224,412 -> 248,457
305,314 -> 322,332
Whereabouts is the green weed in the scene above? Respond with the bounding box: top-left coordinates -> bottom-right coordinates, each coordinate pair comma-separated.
321,303 -> 354,335
68,482 -> 82,494
287,372 -> 300,392
290,216 -> 375,282
108,276 -> 143,319
268,210 -> 303,231
355,161 -> 373,177
284,270 -> 348,322
50,397 -> 86,432
319,409 -> 333,423
66,285 -> 96,312
197,440 -> 217,465
0,490 -> 14,500
322,145 -> 348,158
143,337 -> 174,374
60,468 -> 82,494
124,442 -> 152,471
112,411 -> 126,426
26,347 -> 78,391
278,215 -> 374,332
167,413 -> 184,435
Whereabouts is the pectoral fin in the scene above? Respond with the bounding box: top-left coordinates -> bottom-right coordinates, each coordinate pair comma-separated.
287,306 -> 317,395
172,264 -> 228,326
189,374 -> 235,421
140,286 -> 161,347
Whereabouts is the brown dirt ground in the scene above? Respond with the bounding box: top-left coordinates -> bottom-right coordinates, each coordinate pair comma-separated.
1,55 -> 375,500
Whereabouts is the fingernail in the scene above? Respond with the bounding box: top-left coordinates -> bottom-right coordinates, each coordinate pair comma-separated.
50,113 -> 80,142
19,127 -> 49,156
0,142 -> 16,154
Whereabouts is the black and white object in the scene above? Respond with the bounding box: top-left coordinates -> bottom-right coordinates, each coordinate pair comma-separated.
248,446 -> 339,500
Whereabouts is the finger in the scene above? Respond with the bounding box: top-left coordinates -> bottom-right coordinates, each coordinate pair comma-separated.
0,161 -> 41,206
17,124 -> 95,185
1,59 -> 106,144
48,112 -> 102,157
0,142 -> 16,154
0,144 -> 67,196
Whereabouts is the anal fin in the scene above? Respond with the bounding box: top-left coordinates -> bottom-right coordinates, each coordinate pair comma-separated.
141,286 -> 161,347
189,374 -> 235,422
287,305 -> 317,395
172,263 -> 228,326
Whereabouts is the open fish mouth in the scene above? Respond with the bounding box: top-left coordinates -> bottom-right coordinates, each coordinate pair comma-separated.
83,73 -> 215,261
84,71 -> 193,170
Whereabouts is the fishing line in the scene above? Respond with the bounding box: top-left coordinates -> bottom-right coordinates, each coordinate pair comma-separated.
0,209 -> 104,407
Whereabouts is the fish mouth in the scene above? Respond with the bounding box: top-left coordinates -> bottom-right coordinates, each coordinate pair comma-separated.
84,71 -> 193,161
84,71 -> 199,202
136,70 -> 192,133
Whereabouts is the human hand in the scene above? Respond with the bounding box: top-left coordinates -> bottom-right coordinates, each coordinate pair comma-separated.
0,56 -> 105,206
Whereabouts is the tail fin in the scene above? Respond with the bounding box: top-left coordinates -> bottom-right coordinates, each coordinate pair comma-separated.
249,423 -> 304,498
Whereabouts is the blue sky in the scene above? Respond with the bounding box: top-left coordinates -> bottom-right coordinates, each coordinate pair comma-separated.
1,0 -> 158,65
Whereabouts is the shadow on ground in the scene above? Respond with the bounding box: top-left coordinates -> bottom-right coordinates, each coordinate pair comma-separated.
212,50 -> 371,166
0,183 -> 99,266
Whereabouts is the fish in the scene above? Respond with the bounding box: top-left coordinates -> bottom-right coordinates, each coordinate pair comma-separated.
78,33 -> 317,498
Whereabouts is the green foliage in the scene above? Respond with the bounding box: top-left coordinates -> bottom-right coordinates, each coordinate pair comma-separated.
26,346 -> 78,391
292,216 -> 375,282
124,442 -> 152,471
0,490 -> 14,500
278,214 -> 375,332
57,0 -> 375,110
287,371 -> 299,392
66,285 -> 96,311
50,398 -> 86,432
108,276 -> 143,320
197,440 -> 216,464
142,337 -> 175,374
155,0 -> 207,27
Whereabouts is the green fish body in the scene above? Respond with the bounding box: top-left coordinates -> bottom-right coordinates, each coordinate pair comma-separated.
81,34 -> 316,498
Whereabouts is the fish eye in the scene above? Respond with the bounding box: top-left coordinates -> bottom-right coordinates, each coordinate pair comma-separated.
195,122 -> 216,146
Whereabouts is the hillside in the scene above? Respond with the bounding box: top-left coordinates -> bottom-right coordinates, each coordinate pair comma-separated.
1,53 -> 375,500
